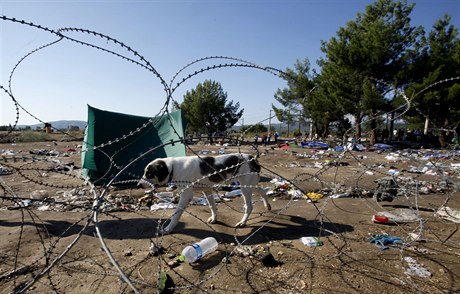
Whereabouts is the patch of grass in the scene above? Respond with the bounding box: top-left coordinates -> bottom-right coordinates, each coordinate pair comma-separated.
16,131 -> 51,142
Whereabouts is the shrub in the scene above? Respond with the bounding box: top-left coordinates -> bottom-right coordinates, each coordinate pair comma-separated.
16,131 -> 50,142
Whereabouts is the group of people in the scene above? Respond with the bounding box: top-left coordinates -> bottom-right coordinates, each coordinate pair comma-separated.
254,132 -> 280,145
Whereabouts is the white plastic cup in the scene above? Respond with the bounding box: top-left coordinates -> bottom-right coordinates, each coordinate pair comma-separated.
181,237 -> 218,263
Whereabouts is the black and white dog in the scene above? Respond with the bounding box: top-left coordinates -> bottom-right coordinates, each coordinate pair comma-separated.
138,153 -> 271,234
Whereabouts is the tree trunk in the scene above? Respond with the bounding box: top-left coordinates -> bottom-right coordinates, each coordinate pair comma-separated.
354,115 -> 362,140
389,112 -> 395,141
369,114 -> 377,145
309,119 -> 314,140
424,116 -> 429,135
438,117 -> 449,147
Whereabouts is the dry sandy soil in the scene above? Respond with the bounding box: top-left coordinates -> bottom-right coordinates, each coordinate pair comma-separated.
1,138 -> 459,293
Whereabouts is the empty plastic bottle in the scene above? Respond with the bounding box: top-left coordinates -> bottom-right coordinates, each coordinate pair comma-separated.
181,237 -> 218,263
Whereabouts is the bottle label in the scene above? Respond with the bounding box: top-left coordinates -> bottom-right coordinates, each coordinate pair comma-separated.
192,243 -> 203,260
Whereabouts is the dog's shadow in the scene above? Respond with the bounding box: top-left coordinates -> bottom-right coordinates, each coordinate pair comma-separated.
178,214 -> 354,245
41,218 -> 161,239
3,212 -> 353,244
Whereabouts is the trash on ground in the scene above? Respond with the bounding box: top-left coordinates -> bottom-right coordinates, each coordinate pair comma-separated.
373,176 -> 398,202
181,237 -> 218,263
408,232 -> 426,242
404,257 -> 432,278
435,206 -> 460,223
372,208 -> 421,224
0,165 -> 13,175
300,141 -> 329,149
371,143 -> 394,151
30,190 -> 49,200
150,203 -> 176,211
225,189 -> 242,197
303,192 -> 324,201
300,236 -> 323,247
368,234 -> 404,250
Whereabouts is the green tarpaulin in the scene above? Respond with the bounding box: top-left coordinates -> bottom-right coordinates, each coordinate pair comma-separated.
81,105 -> 186,185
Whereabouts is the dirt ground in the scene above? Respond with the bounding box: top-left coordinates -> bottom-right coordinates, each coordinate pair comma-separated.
1,138 -> 459,293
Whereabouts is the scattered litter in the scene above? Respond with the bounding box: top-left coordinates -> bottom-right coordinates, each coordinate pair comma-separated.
20,200 -> 32,207
335,145 -> 344,152
149,243 -> 164,256
345,142 -> 366,151
435,206 -> 460,223
0,165 -> 13,175
150,203 -> 176,211
1,150 -> 14,156
191,196 -> 209,206
372,208 -> 420,224
225,189 -> 242,197
37,205 -> 50,211
300,141 -> 329,149
303,192 -> 323,201
29,149 -> 59,156
221,180 -> 240,192
371,143 -> 394,151
30,190 -> 49,200
155,192 -> 175,199
407,166 -> 429,174
404,257 -> 432,278
329,192 -> 351,199
373,177 -> 398,202
166,183 -> 177,191
388,169 -> 400,176
385,153 -> 403,161
408,232 -> 426,242
300,236 -> 323,247
368,234 -> 404,250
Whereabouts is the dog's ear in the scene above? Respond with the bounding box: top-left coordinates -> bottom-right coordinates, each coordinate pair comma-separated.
146,160 -> 169,183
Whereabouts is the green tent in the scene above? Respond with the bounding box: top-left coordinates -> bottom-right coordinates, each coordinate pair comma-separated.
81,105 -> 186,185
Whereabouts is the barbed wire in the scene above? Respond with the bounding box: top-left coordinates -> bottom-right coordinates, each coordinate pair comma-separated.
1,15 -> 459,293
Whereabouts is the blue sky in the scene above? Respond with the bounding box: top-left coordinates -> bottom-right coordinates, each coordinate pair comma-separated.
1,0 -> 459,127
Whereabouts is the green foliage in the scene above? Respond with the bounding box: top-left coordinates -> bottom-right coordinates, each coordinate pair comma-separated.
318,0 -> 423,140
181,80 -> 243,138
403,14 -> 460,144
272,58 -> 316,136
241,123 -> 267,134
16,131 -> 50,142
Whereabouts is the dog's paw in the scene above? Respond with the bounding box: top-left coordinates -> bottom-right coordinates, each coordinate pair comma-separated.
266,203 -> 272,211
235,221 -> 247,228
207,216 -> 217,224
159,226 -> 172,235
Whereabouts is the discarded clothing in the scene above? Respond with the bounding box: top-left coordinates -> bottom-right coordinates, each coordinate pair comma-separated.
368,234 -> 404,250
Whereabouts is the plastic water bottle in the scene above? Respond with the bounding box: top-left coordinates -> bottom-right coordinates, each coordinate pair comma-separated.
181,237 -> 218,263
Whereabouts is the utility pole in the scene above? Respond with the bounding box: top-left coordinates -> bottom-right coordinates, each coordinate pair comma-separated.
268,109 -> 272,135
